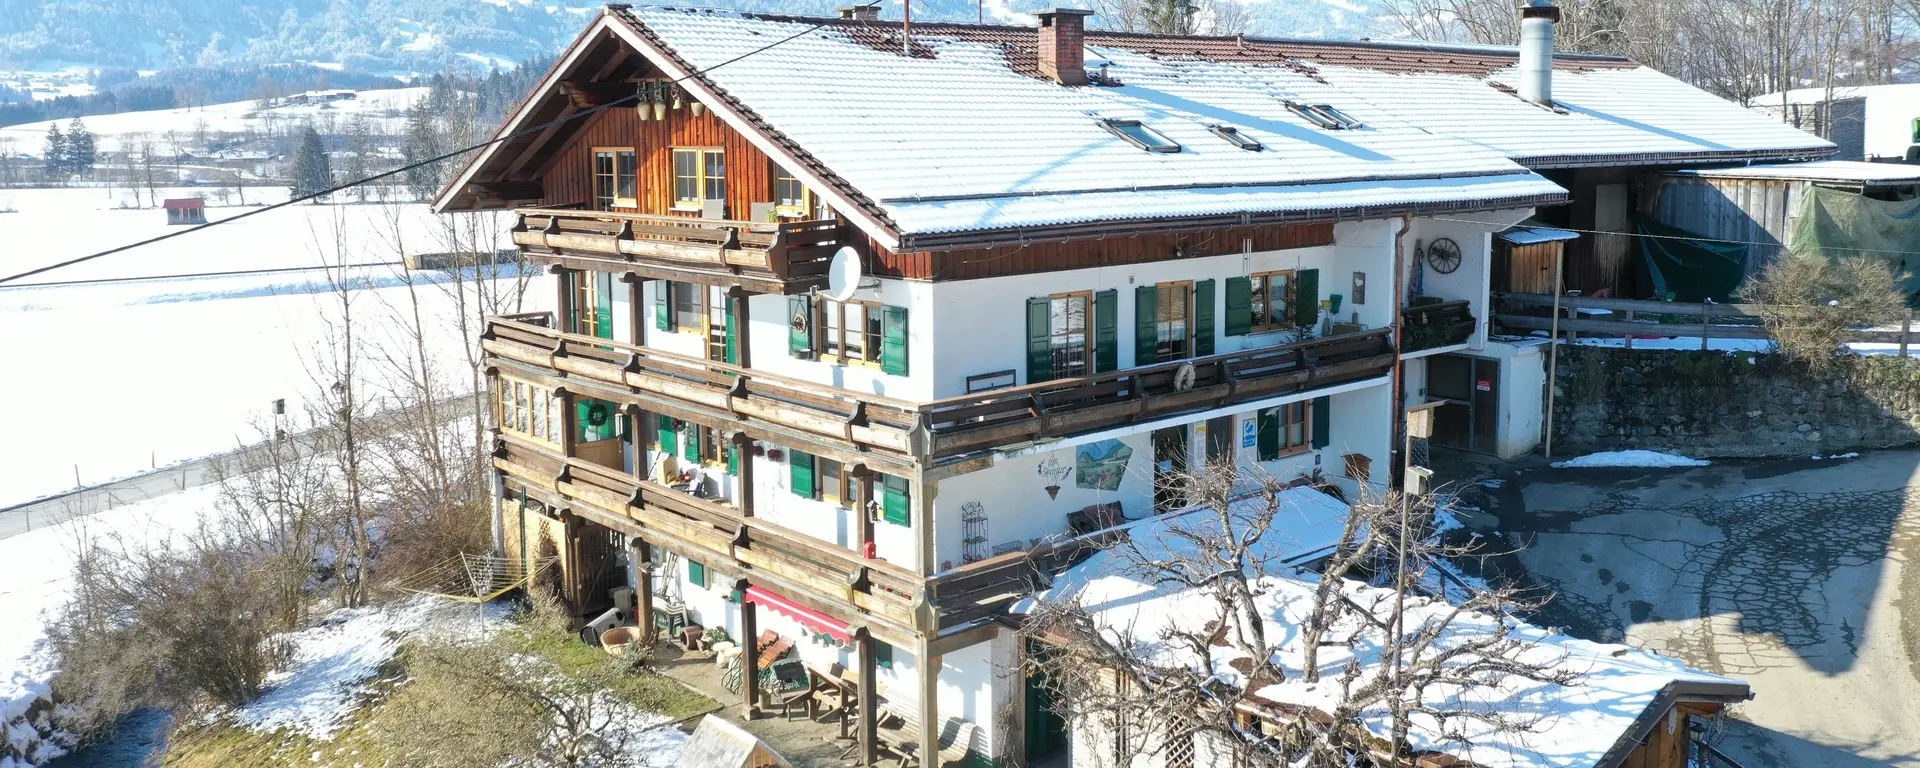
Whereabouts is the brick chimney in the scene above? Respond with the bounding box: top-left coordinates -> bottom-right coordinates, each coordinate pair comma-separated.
1036,8 -> 1094,86
839,4 -> 878,21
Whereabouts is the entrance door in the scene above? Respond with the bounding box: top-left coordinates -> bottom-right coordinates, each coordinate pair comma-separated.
1152,425 -> 1189,512
705,286 -> 735,364
1427,355 -> 1498,454
576,397 -> 624,469
1024,640 -> 1068,762
571,271 -> 614,340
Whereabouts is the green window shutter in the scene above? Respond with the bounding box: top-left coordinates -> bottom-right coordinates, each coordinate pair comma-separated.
1311,396 -> 1331,449
683,426 -> 701,462
876,640 -> 893,670
789,449 -> 816,499
788,295 -> 813,358
1134,284 -> 1158,366
658,418 -> 679,456
881,306 -> 909,375
1094,289 -> 1118,373
1256,408 -> 1280,462
880,475 -> 910,526
726,443 -> 740,475
688,559 -> 706,588
1224,277 -> 1252,336
654,280 -> 672,331
1292,269 -> 1319,330
1194,279 -> 1216,357
724,296 -> 741,365
1026,297 -> 1052,384
594,272 -> 614,340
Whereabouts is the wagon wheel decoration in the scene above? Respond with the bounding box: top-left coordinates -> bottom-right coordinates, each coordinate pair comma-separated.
1426,237 -> 1463,274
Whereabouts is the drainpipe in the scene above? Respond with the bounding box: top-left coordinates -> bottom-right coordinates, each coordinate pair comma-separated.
1392,215 -> 1413,485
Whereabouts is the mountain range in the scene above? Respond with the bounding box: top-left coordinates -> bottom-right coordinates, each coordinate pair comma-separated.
1,0 -> 1394,73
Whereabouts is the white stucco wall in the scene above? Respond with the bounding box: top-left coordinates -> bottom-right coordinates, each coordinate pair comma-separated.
1480,338 -> 1549,459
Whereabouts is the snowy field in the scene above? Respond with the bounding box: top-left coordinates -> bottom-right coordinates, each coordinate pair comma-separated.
0,186 -> 540,507
0,87 -> 428,149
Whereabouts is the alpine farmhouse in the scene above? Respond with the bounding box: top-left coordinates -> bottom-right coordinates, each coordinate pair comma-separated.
433,3 -> 1828,766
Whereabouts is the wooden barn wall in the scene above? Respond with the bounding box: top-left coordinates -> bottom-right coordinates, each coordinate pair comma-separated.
1649,175 -> 1795,276
1619,702 -> 1722,768
1494,241 -> 1563,294
1539,167 -> 1636,298
537,103 -> 778,221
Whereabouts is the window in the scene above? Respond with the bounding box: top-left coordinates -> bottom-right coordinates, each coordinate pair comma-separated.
499,378 -> 563,445
1250,270 -> 1293,331
1209,125 -> 1263,151
879,474 -> 909,526
593,148 -> 637,210
688,558 -> 707,589
672,148 -> 726,207
1154,281 -> 1193,361
819,459 -> 844,505
674,281 -> 702,332
1255,402 -> 1309,461
1284,101 -> 1362,130
1099,118 -> 1181,153
686,424 -> 723,466
1046,292 -> 1091,380
817,298 -> 883,366
773,164 -> 828,218
788,449 -> 851,505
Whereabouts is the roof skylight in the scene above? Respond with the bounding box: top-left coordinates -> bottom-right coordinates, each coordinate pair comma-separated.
1100,119 -> 1181,153
1210,125 -> 1264,151
1284,101 -> 1364,130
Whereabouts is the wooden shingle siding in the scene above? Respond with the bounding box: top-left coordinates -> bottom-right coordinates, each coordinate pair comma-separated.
863,222 -> 1336,281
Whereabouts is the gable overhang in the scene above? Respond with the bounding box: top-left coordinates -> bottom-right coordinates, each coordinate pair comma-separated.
434,8 -> 910,252
1518,145 -> 1836,170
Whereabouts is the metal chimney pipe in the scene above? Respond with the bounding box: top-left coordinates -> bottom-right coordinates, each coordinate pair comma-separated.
1518,0 -> 1561,105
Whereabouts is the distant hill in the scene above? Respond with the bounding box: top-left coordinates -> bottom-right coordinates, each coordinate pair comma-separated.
0,0 -> 1394,73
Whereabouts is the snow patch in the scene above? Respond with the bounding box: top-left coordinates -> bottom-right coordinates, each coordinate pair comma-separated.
1812,452 -> 1861,460
1551,450 -> 1710,469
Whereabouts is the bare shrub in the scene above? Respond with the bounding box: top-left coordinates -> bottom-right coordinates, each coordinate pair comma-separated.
1740,255 -> 1908,375
376,597 -> 652,768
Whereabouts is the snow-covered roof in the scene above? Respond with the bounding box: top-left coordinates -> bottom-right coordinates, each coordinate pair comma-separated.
1032,499 -> 1748,768
611,7 -> 1561,245
1755,82 -> 1920,106
1497,220 -> 1579,245
1670,159 -> 1920,185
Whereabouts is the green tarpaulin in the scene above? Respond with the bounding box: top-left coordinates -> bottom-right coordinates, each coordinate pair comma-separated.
1789,184 -> 1920,297
1636,216 -> 1749,303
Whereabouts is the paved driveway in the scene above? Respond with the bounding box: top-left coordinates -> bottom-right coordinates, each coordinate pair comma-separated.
1468,451 -> 1920,767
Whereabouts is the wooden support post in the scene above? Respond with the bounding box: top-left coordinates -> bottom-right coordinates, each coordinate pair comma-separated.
634,538 -> 654,643
731,431 -> 755,517
912,474 -> 935,576
628,275 -> 646,347
857,627 -> 879,767
1701,308 -> 1711,351
558,390 -> 577,458
917,641 -> 941,766
1623,310 -> 1634,350
850,463 -> 874,558
730,287 -> 753,369
1902,311 -> 1912,358
556,267 -> 574,334
740,590 -> 760,718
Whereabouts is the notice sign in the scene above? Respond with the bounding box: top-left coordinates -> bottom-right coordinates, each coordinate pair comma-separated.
1476,379 -> 1492,392
1241,420 -> 1257,448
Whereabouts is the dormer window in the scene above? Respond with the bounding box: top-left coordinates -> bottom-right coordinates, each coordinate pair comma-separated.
1209,125 -> 1263,151
1100,119 -> 1181,153
1284,101 -> 1363,130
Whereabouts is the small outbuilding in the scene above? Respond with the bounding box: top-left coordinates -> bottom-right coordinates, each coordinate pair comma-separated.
162,198 -> 206,225
673,715 -> 790,768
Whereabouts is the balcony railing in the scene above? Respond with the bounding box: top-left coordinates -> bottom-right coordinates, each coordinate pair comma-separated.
494,433 -> 928,636
1400,299 -> 1477,353
484,317 -> 1398,463
511,207 -> 844,293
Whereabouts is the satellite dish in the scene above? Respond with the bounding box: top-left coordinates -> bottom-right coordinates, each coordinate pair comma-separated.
826,246 -> 863,302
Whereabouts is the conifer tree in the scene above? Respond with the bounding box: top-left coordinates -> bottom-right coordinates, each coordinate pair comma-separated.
42,123 -> 66,183
290,125 -> 332,200
64,118 -> 96,177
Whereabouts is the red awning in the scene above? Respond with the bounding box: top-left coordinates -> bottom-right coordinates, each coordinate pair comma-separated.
745,585 -> 852,644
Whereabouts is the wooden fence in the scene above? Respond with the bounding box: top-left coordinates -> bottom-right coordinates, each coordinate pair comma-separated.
1492,292 -> 1919,354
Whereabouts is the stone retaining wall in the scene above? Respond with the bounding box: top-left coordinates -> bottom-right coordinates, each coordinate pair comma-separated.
1552,347 -> 1920,457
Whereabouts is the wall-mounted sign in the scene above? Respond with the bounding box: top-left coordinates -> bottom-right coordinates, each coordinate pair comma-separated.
1476,379 -> 1492,392
1241,419 -> 1257,448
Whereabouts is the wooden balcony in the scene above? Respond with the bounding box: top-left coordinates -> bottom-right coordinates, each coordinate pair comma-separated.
511,207 -> 845,294
1400,299 -> 1477,353
494,433 -> 929,644
485,318 -> 1397,466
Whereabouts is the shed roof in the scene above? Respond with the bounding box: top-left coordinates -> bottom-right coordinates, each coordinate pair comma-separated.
1670,160 -> 1920,186
161,198 -> 204,209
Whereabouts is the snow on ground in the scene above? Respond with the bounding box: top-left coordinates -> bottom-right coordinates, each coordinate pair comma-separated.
1550,450 -> 1712,469
1561,332 -> 1920,357
0,484 -> 220,766
0,187 -> 536,507
0,88 -> 428,149
238,598 -> 504,740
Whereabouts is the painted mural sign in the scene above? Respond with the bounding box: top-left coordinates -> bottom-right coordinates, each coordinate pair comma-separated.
1075,440 -> 1133,491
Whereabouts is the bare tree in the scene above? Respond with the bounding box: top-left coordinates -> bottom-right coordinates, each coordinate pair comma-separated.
1092,0 -> 1251,36
1022,466 -> 1579,767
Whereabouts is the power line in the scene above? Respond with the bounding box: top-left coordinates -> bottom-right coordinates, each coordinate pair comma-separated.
1433,215 -> 1920,260
0,4 -> 873,286
0,261 -> 406,290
